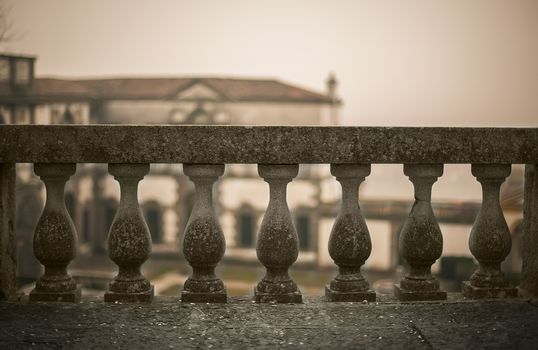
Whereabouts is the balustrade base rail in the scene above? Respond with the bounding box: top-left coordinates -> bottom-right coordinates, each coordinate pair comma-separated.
394,285 -> 447,302
28,286 -> 81,303
461,282 -> 519,299
104,286 -> 154,303
181,289 -> 228,303
254,290 -> 303,304
325,286 -> 377,302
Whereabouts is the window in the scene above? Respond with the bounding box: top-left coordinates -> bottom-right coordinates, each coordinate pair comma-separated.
51,107 -> 61,123
65,193 -> 76,219
181,191 -> 196,234
296,215 -> 311,251
238,212 -> 255,247
15,60 -> 31,84
63,108 -> 75,124
15,107 -> 30,124
185,102 -> 214,124
105,201 -> 117,232
0,107 -> 9,124
145,207 -> 162,243
82,208 -> 90,243
0,58 -> 9,82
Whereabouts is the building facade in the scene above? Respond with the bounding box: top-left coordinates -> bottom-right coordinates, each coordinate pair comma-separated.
2,53 -> 348,274
2,53 -> 524,285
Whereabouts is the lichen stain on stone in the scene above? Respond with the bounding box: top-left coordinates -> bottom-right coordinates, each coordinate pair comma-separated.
400,216 -> 443,262
108,214 -> 151,263
34,212 -> 76,262
256,222 -> 299,267
329,213 -> 371,265
183,217 -> 225,264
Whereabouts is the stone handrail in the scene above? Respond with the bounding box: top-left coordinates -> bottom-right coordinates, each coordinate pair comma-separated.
0,125 -> 537,303
0,125 -> 537,163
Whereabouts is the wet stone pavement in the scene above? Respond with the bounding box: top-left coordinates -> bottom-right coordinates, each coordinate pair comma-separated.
1,295 -> 537,349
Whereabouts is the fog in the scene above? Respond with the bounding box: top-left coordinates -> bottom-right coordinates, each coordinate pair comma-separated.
6,0 -> 538,126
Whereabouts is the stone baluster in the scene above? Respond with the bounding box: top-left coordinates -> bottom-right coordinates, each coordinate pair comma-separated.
0,163 -> 16,300
462,164 -> 518,298
326,164 -> 376,302
521,164 -> 538,298
255,164 -> 302,303
181,164 -> 227,303
104,164 -> 153,302
30,163 -> 81,302
395,164 -> 446,301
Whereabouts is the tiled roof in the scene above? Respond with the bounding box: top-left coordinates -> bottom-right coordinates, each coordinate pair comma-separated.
25,77 -> 336,103
32,78 -> 96,97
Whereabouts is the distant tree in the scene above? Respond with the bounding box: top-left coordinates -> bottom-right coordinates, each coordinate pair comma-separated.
0,1 -> 15,48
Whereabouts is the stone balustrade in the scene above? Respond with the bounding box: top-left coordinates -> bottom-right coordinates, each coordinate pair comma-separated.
0,125 -> 537,303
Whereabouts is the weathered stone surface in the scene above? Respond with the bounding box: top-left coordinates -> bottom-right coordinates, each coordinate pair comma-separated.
105,164 -> 153,303
255,164 -> 302,304
462,282 -> 518,299
396,164 -> 446,301
325,286 -> 376,302
326,164 -> 376,302
104,286 -> 153,303
1,296 -> 537,349
394,285 -> 447,301
255,289 -> 302,304
181,164 -> 227,303
0,163 -> 16,300
463,164 -> 517,299
0,125 -> 537,164
28,286 -> 81,303
181,289 -> 227,303
521,164 -> 538,298
30,163 -> 80,303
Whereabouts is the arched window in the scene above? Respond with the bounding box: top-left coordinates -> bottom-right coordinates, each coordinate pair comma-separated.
105,199 -> 118,233
181,190 -> 196,234
82,207 -> 90,243
237,208 -> 256,248
502,220 -> 524,274
185,102 -> 214,124
144,203 -> 163,243
65,192 -> 76,220
296,214 -> 311,251
15,106 -> 30,124
63,108 -> 75,124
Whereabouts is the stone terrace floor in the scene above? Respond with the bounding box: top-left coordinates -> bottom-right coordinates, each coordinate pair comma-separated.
1,295 -> 538,349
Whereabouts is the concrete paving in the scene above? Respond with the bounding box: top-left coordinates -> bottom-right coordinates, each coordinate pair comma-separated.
1,296 -> 537,349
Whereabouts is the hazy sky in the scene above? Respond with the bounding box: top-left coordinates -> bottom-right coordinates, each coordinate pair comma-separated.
4,0 -> 538,126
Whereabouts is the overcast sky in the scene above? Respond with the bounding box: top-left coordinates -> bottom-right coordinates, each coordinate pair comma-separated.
4,0 -> 538,126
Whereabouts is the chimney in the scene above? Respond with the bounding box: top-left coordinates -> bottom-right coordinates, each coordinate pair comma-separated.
326,72 -> 337,103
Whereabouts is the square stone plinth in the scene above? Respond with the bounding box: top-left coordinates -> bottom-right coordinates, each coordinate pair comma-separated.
104,286 -> 154,303
462,281 -> 518,299
394,284 -> 447,301
181,289 -> 227,303
325,286 -> 376,302
29,286 -> 81,303
254,289 -> 302,304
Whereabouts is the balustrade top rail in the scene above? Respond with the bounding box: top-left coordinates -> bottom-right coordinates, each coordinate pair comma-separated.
0,125 -> 537,164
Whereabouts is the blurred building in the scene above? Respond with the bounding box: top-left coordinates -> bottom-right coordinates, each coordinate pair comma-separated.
1,53 -> 346,273
58,75 -> 341,266
1,53 -> 524,286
